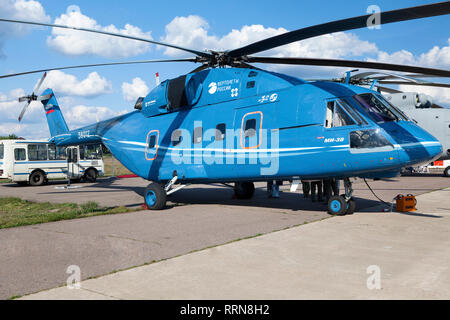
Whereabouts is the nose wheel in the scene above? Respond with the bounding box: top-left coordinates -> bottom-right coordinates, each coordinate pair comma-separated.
327,178 -> 355,216
144,182 -> 167,210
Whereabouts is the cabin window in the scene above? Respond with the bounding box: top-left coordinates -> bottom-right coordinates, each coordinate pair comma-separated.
171,130 -> 182,147
248,71 -> 258,78
0,144 -> 4,160
14,148 -> 26,161
244,119 -> 257,137
246,81 -> 256,89
148,135 -> 156,149
28,144 -> 48,161
193,127 -> 203,144
325,101 -> 356,128
215,123 -> 226,141
48,145 -> 56,160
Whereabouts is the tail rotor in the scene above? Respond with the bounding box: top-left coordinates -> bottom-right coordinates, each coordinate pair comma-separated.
17,72 -> 50,122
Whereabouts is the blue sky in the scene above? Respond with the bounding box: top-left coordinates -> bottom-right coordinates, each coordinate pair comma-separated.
0,0 -> 449,138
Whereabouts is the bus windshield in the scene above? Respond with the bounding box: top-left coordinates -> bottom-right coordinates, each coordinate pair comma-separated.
354,93 -> 407,123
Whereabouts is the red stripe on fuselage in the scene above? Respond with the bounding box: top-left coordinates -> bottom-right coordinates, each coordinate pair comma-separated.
46,109 -> 55,115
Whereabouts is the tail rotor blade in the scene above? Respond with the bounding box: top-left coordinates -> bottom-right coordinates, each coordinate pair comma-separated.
32,72 -> 47,94
18,101 -> 30,122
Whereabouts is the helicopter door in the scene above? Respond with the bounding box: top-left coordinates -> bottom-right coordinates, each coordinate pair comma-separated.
145,130 -> 159,160
240,111 -> 263,149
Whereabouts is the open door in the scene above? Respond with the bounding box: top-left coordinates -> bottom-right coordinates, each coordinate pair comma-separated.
66,147 -> 81,179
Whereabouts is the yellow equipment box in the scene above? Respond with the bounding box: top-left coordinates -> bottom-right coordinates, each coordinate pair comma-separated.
395,194 -> 416,212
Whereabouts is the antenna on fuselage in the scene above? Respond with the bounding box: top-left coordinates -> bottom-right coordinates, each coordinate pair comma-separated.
155,72 -> 160,86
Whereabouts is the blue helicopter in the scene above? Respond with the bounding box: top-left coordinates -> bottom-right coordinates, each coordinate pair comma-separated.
1,2 -> 449,215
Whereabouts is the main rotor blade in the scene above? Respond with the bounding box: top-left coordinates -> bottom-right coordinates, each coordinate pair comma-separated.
246,57 -> 450,77
0,58 -> 197,79
0,18 -> 212,58
18,101 -> 30,122
378,81 -> 450,88
228,2 -> 450,57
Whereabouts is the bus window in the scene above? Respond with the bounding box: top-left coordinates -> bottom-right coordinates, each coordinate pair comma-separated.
48,145 -> 56,160
28,144 -> 48,161
15,148 -> 26,161
85,144 -> 102,160
56,146 -> 67,160
0,144 -> 3,160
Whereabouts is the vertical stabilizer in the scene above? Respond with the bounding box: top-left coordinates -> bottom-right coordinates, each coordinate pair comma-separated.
40,88 -> 69,137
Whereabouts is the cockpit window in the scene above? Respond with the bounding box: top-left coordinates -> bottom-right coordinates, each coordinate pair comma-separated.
376,94 -> 409,121
350,129 -> 394,150
325,101 -> 356,128
354,93 -> 406,123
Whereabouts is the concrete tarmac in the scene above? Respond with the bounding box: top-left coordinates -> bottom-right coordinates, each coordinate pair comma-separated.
0,175 -> 449,299
20,187 -> 450,300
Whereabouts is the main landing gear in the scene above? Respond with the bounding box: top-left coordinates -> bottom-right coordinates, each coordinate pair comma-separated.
234,182 -> 255,199
327,178 -> 356,216
144,176 -> 191,210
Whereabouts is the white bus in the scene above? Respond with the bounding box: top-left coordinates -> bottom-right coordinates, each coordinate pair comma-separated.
0,140 -> 104,186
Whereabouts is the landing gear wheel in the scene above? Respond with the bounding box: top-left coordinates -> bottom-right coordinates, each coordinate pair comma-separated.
84,168 -> 97,183
444,166 -> 450,177
234,182 -> 255,199
29,171 -> 45,186
346,199 -> 356,215
144,183 -> 167,210
327,195 -> 347,216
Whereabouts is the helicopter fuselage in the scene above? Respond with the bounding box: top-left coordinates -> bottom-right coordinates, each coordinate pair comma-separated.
49,68 -> 442,183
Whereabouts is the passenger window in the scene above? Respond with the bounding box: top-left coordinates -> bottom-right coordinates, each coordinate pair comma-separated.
79,145 -> 85,160
14,148 -> 26,161
28,144 -> 48,161
215,123 -> 226,141
56,147 -> 67,160
248,71 -> 258,78
48,145 -> 56,160
0,144 -> 4,160
171,130 -> 182,146
325,101 -> 356,128
246,81 -> 255,89
193,127 -> 203,144
148,135 -> 156,149
244,119 -> 257,137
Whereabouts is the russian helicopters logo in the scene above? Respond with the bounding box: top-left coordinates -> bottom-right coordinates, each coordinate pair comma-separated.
208,82 -> 217,94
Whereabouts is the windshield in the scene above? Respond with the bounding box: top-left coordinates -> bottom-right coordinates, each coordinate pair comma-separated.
354,93 -> 405,123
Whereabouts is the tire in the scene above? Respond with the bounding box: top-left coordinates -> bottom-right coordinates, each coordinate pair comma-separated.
444,166 -> 450,177
234,182 -> 255,199
346,199 -> 356,215
84,168 -> 97,183
29,171 -> 45,186
327,195 -> 347,216
144,183 -> 167,210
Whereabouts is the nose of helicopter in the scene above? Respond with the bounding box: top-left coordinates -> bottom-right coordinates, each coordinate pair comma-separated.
382,121 -> 442,167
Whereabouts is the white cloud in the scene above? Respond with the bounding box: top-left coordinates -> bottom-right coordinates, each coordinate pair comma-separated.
122,77 -> 149,102
66,105 -> 126,127
44,70 -> 112,98
160,15 -> 377,59
0,0 -> 50,57
369,39 -> 450,70
46,5 -> 153,58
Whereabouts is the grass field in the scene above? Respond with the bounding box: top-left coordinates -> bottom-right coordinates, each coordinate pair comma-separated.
103,154 -> 133,177
0,197 -> 135,229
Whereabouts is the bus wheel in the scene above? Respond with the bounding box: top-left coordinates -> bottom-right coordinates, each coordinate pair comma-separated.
84,168 -> 97,183
444,166 -> 450,177
144,183 -> 167,210
234,182 -> 255,199
29,171 -> 45,186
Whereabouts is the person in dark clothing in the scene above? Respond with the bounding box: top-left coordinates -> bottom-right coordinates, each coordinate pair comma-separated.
302,180 -> 311,198
311,180 -> 323,202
